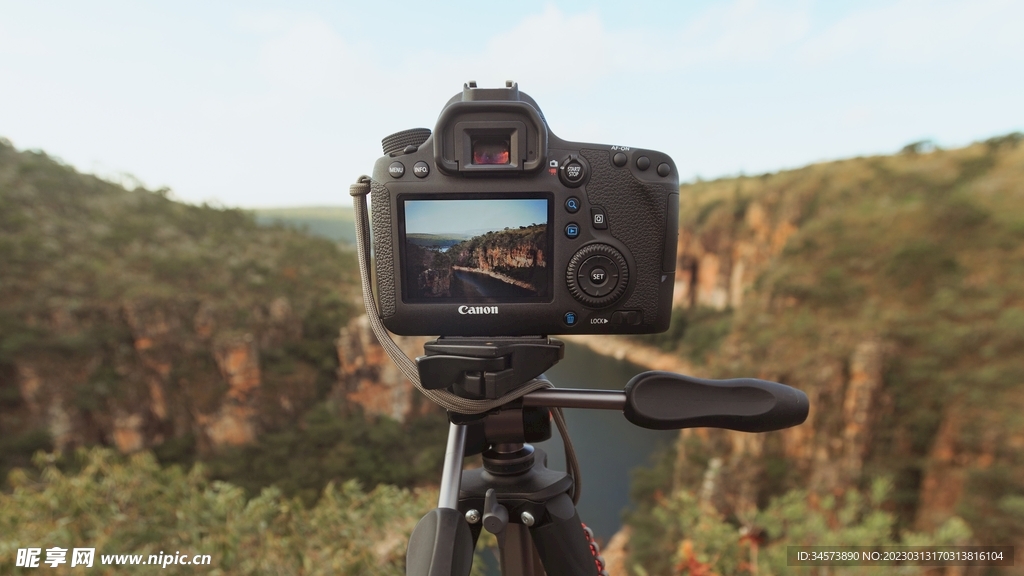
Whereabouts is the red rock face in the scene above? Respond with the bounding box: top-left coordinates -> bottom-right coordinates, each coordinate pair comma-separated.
674,200 -> 797,311
7,296 -> 336,455
334,315 -> 432,423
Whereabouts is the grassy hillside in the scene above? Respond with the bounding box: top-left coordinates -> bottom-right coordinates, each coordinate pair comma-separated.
0,139 -> 445,504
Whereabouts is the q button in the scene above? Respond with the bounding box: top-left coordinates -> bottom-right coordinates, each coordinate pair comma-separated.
565,197 -> 581,213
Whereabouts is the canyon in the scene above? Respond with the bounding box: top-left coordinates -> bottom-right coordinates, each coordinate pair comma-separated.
3,135 -> 1022,570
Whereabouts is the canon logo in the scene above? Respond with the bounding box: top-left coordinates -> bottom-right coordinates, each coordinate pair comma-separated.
458,305 -> 499,315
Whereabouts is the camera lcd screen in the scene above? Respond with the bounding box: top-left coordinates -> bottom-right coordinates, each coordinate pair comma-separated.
401,197 -> 551,302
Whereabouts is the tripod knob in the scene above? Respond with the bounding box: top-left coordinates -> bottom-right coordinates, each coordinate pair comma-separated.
482,488 -> 509,535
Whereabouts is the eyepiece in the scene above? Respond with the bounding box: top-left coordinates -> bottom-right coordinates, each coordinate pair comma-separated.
471,138 -> 511,165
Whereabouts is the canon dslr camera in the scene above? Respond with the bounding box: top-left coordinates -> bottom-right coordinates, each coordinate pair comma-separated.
366,82 -> 679,336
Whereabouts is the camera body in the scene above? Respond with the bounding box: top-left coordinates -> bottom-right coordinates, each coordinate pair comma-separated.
368,82 -> 679,336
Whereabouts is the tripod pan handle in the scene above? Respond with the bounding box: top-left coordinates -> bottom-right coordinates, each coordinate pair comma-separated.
623,371 -> 808,432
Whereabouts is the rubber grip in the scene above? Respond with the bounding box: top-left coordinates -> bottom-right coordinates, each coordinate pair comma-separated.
406,508 -> 474,576
623,371 -> 808,432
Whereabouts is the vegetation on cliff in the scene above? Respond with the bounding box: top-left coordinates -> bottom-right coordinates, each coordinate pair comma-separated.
1,447 -> 433,575
625,134 -> 1024,573
627,473 -> 970,575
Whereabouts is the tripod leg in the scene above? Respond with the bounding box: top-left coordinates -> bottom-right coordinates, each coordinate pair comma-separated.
498,523 -> 545,576
530,493 -> 601,576
438,423 -> 467,510
406,424 -> 474,576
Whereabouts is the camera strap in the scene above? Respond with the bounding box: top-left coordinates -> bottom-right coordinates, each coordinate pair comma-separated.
349,176 -> 580,502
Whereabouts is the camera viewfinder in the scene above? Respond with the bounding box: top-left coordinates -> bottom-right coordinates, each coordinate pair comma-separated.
472,138 -> 511,165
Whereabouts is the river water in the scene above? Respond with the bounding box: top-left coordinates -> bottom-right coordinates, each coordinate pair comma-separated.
534,341 -> 679,542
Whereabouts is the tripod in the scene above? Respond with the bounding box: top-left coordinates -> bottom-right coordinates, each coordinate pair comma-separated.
405,337 -> 809,576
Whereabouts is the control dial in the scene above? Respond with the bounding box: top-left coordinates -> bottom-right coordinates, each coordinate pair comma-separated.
566,244 -> 629,307
382,128 -> 431,156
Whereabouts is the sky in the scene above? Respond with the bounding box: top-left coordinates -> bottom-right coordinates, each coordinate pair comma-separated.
1,0 -> 1021,208
405,199 -> 548,236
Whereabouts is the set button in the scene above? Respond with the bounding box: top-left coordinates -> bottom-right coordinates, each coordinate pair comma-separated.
576,255 -> 619,298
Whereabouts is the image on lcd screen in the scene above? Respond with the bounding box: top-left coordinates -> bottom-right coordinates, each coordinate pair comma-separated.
403,198 -> 550,301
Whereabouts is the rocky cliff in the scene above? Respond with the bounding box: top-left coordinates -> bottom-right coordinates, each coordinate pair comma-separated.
650,135 -> 1024,553
449,224 -> 547,289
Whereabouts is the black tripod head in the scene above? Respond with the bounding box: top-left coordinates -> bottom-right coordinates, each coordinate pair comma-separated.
405,337 -> 810,576
417,336 -> 563,401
